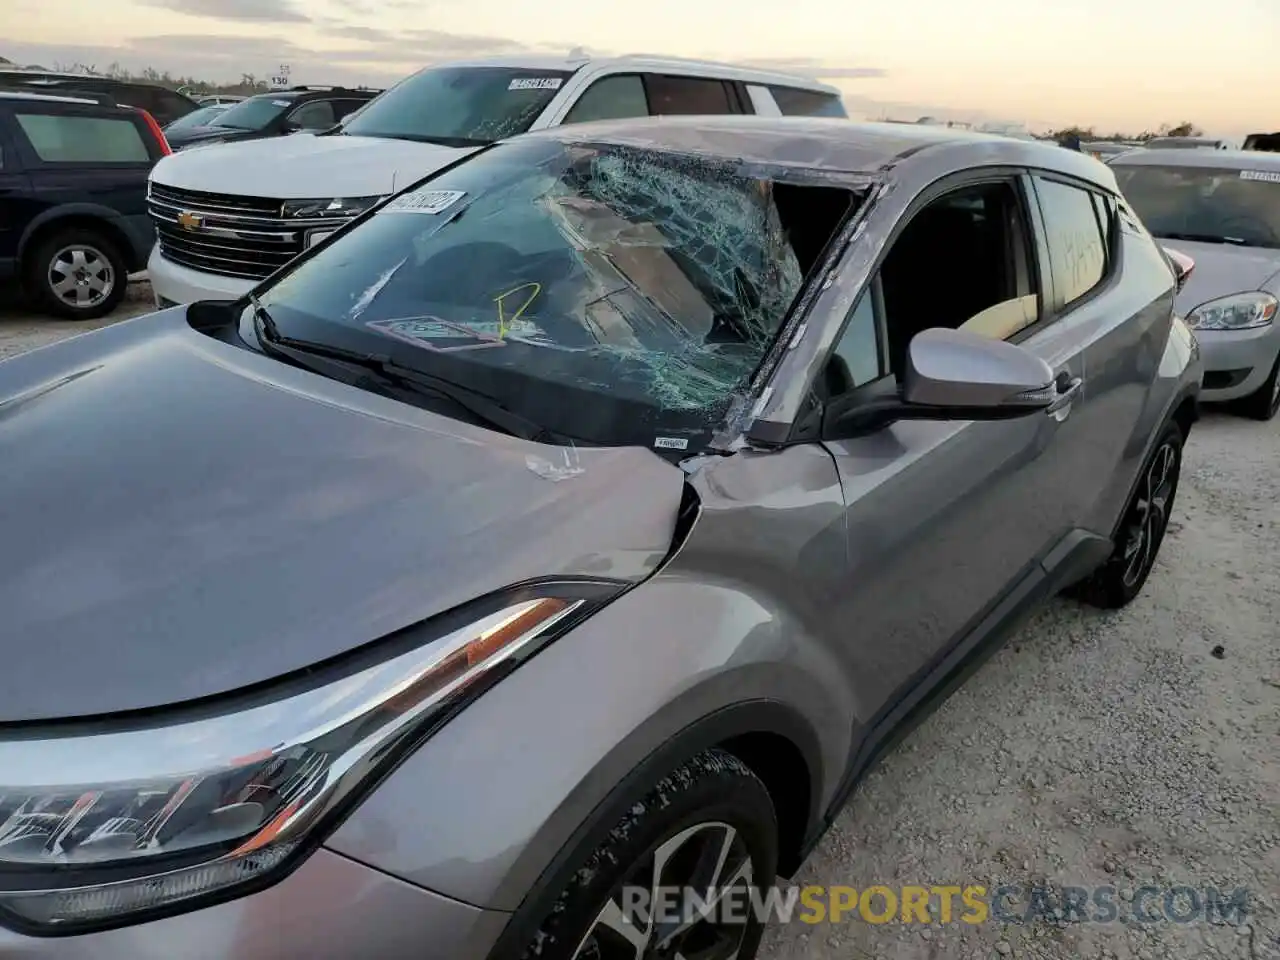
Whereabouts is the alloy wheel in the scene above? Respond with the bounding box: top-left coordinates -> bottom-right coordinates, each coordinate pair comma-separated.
48,245 -> 115,310
1270,364 -> 1280,416
572,821 -> 756,960
1121,439 -> 1178,588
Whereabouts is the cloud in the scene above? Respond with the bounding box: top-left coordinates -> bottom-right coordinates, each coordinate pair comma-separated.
317,24 -> 532,58
135,0 -> 308,23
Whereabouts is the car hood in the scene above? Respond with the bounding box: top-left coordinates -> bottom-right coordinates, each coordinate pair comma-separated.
0,311 -> 685,722
1163,239 -> 1280,313
149,133 -> 475,199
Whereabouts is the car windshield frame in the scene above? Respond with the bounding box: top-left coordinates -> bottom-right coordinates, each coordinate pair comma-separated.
212,94 -> 295,130
242,136 -> 863,454
338,66 -> 576,146
1112,163 -> 1280,249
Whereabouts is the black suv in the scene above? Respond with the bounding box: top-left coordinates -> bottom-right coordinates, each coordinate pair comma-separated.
164,86 -> 382,150
0,91 -> 170,319
0,71 -> 199,126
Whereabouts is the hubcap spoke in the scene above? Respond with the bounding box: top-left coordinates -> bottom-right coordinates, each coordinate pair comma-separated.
1122,441 -> 1177,587
48,246 -> 113,307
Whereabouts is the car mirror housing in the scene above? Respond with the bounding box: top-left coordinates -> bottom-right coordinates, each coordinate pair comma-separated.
825,327 -> 1057,437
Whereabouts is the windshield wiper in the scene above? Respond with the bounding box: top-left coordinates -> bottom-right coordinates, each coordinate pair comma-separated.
1155,231 -> 1250,247
247,297 -> 561,443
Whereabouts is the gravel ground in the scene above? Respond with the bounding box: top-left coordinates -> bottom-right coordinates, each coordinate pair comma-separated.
1,289 -> 1276,959
0,280 -> 155,361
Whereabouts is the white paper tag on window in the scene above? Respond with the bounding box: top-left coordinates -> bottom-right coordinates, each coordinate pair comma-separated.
383,189 -> 466,215
272,100 -> 291,106
654,437 -> 689,450
1240,170 -> 1280,183
509,77 -> 563,91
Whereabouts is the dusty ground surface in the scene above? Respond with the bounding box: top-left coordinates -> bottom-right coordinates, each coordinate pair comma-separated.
0,280 -> 155,361
1,288 -> 1276,959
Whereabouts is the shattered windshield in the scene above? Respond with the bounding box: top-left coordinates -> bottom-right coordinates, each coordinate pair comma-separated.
253,137 -> 859,451
339,66 -> 573,145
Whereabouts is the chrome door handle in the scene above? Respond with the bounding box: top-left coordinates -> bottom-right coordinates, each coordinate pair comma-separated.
1046,376 -> 1083,416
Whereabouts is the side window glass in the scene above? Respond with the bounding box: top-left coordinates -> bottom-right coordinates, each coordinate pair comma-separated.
563,75 -> 649,125
289,100 -> 336,130
826,287 -> 883,394
332,99 -> 367,120
768,87 -> 847,117
14,112 -> 149,163
1092,192 -> 1115,259
1034,177 -> 1108,309
643,74 -> 734,115
875,181 -> 1039,379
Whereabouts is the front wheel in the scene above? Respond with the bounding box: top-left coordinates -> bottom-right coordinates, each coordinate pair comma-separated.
1072,420 -> 1183,609
1235,353 -> 1280,421
518,749 -> 779,960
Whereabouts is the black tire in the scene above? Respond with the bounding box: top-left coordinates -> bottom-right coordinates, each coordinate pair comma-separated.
23,226 -> 129,321
1072,420 -> 1183,609
1234,354 -> 1280,421
515,749 -> 779,960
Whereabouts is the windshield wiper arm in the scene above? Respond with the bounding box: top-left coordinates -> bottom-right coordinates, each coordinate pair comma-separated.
1156,231 -> 1250,246
247,299 -> 560,443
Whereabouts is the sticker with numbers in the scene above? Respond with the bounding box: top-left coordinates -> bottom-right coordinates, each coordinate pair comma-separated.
653,437 -> 689,450
1240,170 -> 1280,183
383,189 -> 466,215
509,77 -> 563,91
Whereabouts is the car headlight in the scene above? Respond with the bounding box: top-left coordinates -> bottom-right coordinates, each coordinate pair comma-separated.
280,196 -> 383,220
0,580 -> 617,934
1185,292 -> 1278,331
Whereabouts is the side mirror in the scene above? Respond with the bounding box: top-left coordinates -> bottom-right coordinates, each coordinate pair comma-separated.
826,328 -> 1057,436
1162,246 -> 1194,294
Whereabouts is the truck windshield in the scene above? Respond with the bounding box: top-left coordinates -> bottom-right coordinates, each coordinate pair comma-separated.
339,67 -> 574,146
213,95 -> 293,130
249,136 -> 860,451
1113,164 -> 1280,248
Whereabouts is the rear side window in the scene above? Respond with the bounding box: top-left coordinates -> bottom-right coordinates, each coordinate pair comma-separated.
14,111 -> 150,163
768,86 -> 847,117
643,74 -> 735,115
289,100 -> 337,130
1033,177 -> 1109,310
563,75 -> 649,124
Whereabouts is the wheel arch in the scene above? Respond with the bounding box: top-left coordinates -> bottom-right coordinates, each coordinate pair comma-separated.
18,206 -> 142,274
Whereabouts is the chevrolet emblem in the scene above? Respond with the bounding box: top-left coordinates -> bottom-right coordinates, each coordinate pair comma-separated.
177,210 -> 204,231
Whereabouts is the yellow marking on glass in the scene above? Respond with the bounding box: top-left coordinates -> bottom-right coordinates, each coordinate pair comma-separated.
494,282 -> 541,339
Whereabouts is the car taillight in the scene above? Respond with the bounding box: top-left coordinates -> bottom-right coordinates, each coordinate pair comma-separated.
137,108 -> 172,155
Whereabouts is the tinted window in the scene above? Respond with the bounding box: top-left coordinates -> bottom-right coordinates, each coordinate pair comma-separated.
213,95 -> 295,130
1034,177 -> 1108,308
14,111 -> 149,163
768,86 -> 846,117
829,289 -> 882,390
1092,192 -> 1115,255
288,100 -> 336,130
563,75 -> 649,124
1112,163 -> 1280,249
643,75 -> 734,115
331,99 -> 368,119
253,137 -> 861,452
342,67 -> 573,145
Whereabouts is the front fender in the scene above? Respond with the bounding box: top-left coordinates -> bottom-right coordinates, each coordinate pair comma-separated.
322,572 -> 852,913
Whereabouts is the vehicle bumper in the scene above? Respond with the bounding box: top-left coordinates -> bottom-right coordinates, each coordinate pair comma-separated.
0,848 -> 509,960
147,247 -> 255,308
1194,322 -> 1280,401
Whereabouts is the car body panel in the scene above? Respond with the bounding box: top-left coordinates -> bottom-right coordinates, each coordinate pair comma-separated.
0,848 -> 508,960
0,311 -> 684,722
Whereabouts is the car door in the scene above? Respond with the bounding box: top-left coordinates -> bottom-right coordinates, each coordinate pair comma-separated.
0,108 -> 35,273
814,171 -> 1094,736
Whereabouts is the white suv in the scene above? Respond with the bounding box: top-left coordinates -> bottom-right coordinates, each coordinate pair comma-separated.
145,54 -> 845,307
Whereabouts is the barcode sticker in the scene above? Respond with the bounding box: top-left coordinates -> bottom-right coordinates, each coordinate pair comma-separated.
509,77 -> 563,91
654,437 -> 689,450
1240,170 -> 1280,183
383,189 -> 466,215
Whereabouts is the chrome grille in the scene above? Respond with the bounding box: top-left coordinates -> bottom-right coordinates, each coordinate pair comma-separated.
147,183 -> 346,281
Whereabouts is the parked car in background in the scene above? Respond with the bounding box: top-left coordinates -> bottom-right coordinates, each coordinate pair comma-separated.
1082,140 -> 1142,160
1243,131 -> 1280,152
0,90 -> 169,318
161,102 -> 230,137
1112,149 -> 1280,418
145,53 -> 847,307
163,86 -> 382,151
195,94 -> 245,106
1144,135 -> 1234,151
0,116 -> 1199,960
0,70 -> 198,125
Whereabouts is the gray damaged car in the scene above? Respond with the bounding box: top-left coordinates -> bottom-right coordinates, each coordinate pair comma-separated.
0,117 -> 1200,960
1111,148 -> 1280,419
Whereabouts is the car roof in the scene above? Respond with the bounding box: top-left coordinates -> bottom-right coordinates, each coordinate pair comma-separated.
518,115 -> 1114,185
1109,148 -> 1280,170
0,89 -> 108,106
433,53 -> 841,94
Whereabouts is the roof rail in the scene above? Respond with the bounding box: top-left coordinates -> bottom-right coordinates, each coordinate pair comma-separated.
0,85 -> 117,107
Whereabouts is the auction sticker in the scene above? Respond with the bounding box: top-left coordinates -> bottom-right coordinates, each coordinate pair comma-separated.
366,316 -> 505,352
509,77 -> 563,90
1240,170 -> 1280,183
383,189 -> 466,215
